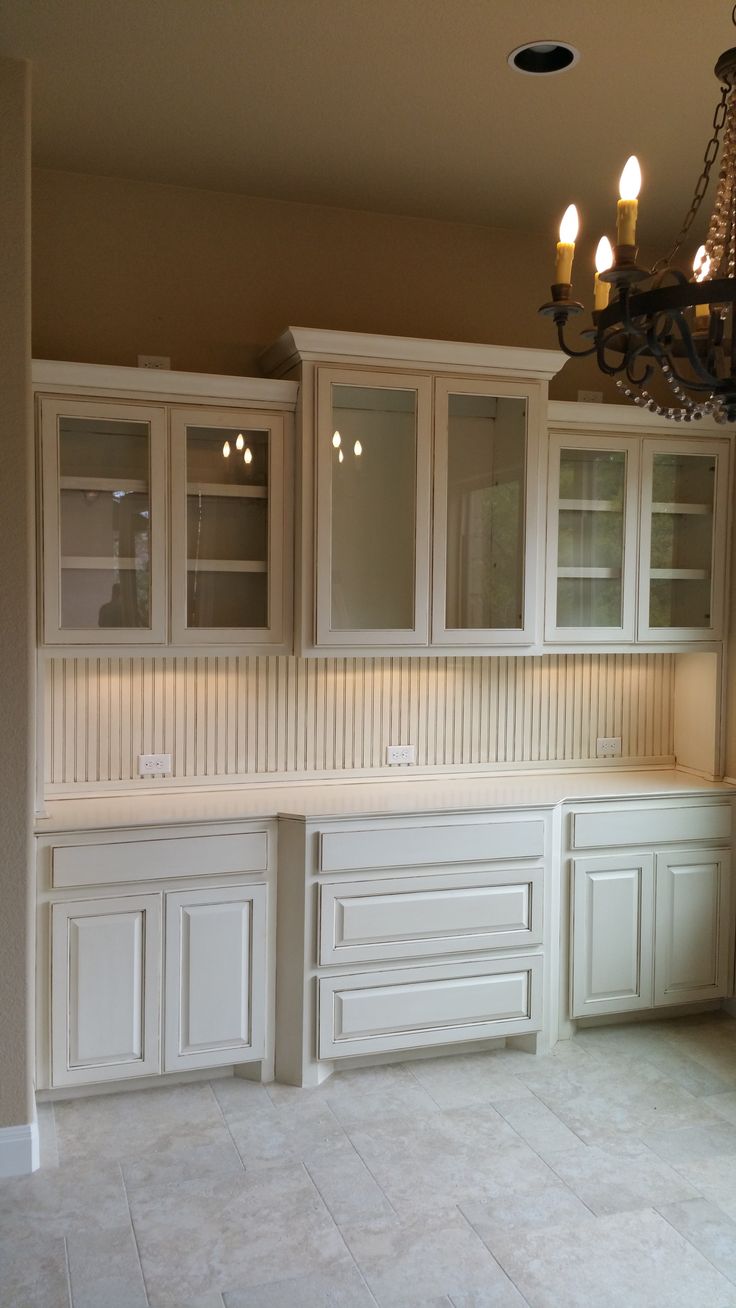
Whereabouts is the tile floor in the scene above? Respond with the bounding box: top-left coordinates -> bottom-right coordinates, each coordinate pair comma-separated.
5,1014 -> 736,1305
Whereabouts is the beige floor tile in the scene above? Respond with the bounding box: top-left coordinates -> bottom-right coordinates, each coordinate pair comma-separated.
407,1051 -> 536,1110
0,1158 -> 130,1240
225,1096 -> 348,1167
122,1135 -> 245,1194
642,1120 -> 736,1164
223,1265 -> 377,1306
659,1197 -> 736,1284
128,1163 -> 351,1306
0,1233 -> 70,1308
54,1082 -> 227,1166
304,1138 -> 395,1225
341,1208 -> 522,1307
491,1206 -> 736,1307
544,1142 -> 701,1216
673,1154 -> 736,1222
324,1064 -> 441,1127
66,1225 -> 147,1307
702,1090 -> 736,1125
460,1182 -> 592,1243
492,1094 -> 585,1159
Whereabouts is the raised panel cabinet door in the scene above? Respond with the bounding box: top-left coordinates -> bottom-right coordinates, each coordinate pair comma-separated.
431,376 -> 539,646
638,437 -> 730,642
571,853 -> 654,1017
170,407 -> 290,649
545,432 -> 641,643
40,397 -> 168,645
315,367 -> 433,647
654,849 -> 731,1006
51,894 -> 161,1087
164,884 -> 267,1071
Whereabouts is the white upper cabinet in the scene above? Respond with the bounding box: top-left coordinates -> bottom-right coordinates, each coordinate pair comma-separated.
40,397 -> 168,644
545,432 -> 640,643
315,367 -> 432,646
35,363 -> 297,651
170,406 -> 288,646
432,377 -> 540,645
262,328 -> 566,654
638,438 -> 729,642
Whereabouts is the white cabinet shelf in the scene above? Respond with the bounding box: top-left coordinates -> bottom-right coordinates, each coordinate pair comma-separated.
651,502 -> 712,516
188,482 -> 268,500
61,555 -> 141,570
649,568 -> 710,581
186,559 -> 267,573
557,567 -> 621,579
60,476 -> 148,494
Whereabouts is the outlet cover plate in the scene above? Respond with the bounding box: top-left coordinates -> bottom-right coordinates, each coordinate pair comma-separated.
138,752 -> 172,776
137,355 -> 171,370
596,736 -> 622,758
386,744 -> 416,766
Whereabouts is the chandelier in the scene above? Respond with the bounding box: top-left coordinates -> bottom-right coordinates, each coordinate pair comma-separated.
539,6 -> 736,423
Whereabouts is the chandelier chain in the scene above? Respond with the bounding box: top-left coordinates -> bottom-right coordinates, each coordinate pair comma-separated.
653,83 -> 731,272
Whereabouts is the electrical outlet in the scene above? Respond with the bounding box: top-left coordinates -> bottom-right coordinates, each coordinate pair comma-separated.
137,355 -> 171,370
386,744 -> 416,766
596,736 -> 622,758
138,752 -> 172,776
578,389 -> 603,403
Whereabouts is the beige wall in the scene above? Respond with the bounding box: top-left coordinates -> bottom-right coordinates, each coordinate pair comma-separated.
0,58 -> 35,1129
32,167 -> 623,401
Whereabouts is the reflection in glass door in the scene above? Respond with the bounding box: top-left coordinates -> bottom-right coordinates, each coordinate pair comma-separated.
647,451 -> 715,630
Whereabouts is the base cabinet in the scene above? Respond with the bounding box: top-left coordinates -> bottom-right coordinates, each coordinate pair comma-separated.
164,885 -> 267,1071
51,894 -> 162,1088
571,843 -> 732,1019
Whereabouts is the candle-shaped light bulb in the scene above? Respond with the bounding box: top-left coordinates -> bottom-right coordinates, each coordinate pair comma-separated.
617,156 -> 641,246
693,244 -> 711,323
594,236 -> 614,311
354,439 -> 362,456
332,430 -> 341,448
338,448 -> 344,463
244,447 -> 253,464
235,432 -> 244,451
555,204 -> 579,284
222,439 -> 231,458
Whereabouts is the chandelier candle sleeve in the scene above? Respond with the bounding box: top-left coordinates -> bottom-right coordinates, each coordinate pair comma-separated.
617,156 -> 641,246
594,236 -> 613,310
694,244 -> 711,324
555,204 -> 579,283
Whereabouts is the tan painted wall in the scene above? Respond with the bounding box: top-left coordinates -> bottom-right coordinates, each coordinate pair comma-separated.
32,167 -> 622,401
0,58 -> 35,1129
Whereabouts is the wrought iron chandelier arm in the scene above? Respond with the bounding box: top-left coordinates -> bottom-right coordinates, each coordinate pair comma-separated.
552,317 -> 598,358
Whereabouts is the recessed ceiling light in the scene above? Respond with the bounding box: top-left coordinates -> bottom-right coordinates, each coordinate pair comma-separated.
508,41 -> 579,76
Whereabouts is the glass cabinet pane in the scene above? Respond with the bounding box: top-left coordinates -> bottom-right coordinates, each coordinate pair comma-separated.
444,393 -> 526,629
648,452 -> 715,629
185,426 -> 269,629
555,448 -> 626,628
330,384 -> 417,631
58,416 -> 152,630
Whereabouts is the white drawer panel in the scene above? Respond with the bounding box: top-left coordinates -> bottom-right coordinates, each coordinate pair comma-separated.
52,831 -> 269,888
319,819 -> 545,872
319,867 -> 543,964
571,804 -> 731,851
318,955 -> 542,1059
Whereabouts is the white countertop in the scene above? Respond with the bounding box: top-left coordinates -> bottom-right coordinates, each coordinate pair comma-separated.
35,768 -> 736,834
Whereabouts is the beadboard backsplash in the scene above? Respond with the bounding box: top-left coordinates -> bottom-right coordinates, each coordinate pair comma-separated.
43,653 -> 675,791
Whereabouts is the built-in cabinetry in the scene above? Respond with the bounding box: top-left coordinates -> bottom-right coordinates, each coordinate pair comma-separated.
36,822 -> 274,1090
35,363 -> 296,650
262,329 -> 565,654
567,798 -> 733,1019
546,405 -> 731,647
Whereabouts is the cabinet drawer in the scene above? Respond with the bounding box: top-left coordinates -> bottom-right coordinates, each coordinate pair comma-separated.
318,955 -> 542,1059
571,804 -> 731,851
319,867 -> 543,964
318,819 -> 546,872
52,831 -> 269,888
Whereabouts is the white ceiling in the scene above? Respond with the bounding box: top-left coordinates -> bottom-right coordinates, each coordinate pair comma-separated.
3,0 -> 735,248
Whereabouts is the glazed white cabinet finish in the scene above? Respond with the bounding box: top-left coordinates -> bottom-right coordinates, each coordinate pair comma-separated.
318,955 -> 542,1059
51,894 -> 161,1087
571,854 -> 654,1017
164,884 -> 267,1071
654,849 -> 731,1006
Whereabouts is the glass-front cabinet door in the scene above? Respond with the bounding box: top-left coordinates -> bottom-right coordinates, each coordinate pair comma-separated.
638,437 -> 728,642
545,433 -> 640,642
315,368 -> 432,646
432,378 -> 538,645
40,398 -> 167,644
170,407 -> 287,646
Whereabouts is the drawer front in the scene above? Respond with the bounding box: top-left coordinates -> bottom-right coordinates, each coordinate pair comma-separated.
571,804 -> 732,851
52,831 -> 269,888
319,867 -> 543,964
319,819 -> 546,873
318,955 -> 542,1059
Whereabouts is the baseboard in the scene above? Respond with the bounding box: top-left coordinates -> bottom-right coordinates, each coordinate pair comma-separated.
0,1120 -> 39,1178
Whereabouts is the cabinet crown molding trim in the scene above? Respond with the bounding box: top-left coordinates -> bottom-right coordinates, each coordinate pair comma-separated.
32,360 -> 298,409
0,1121 -> 39,1178
260,327 -> 568,381
548,400 -> 724,434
